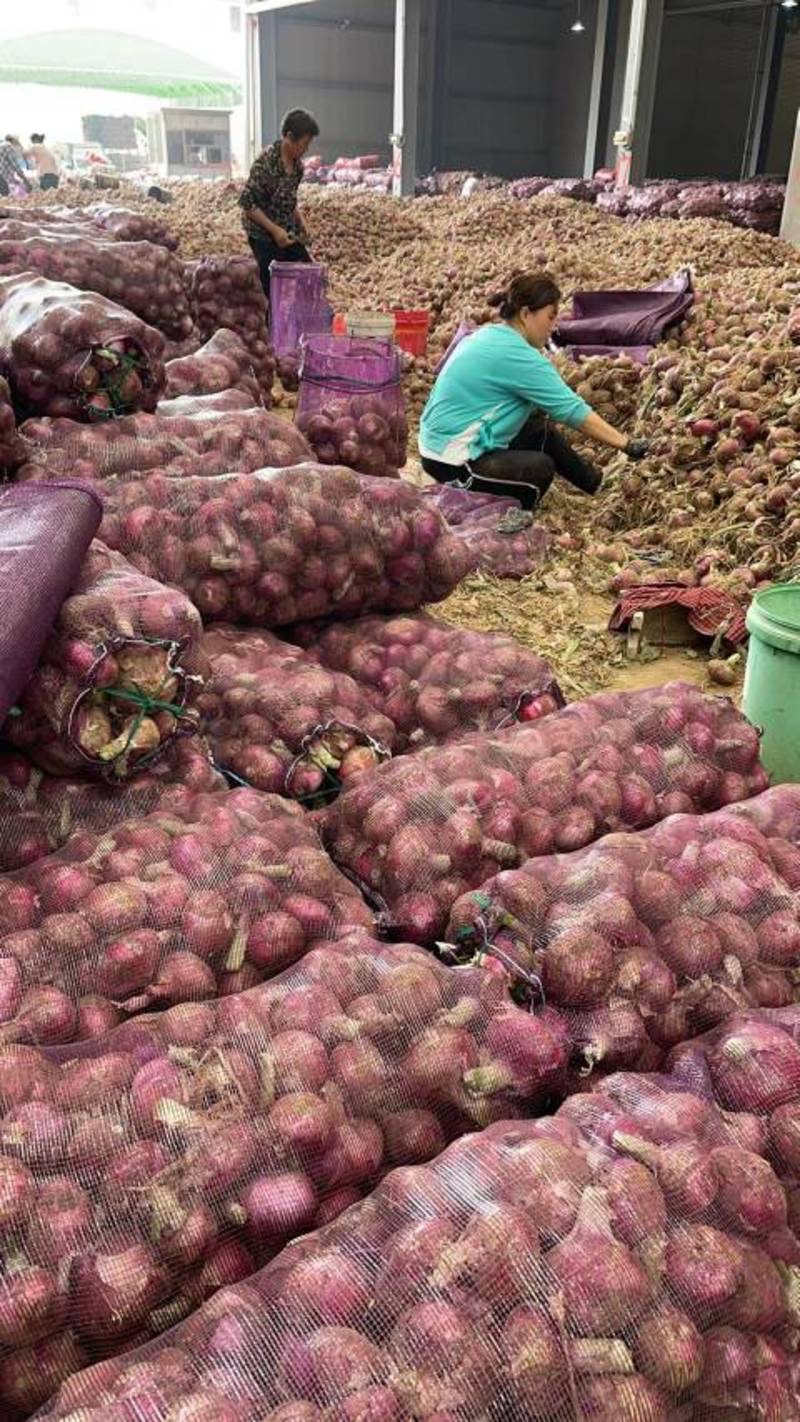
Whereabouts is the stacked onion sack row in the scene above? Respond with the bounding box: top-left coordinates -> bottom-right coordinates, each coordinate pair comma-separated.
0,785 -> 379,1046
0,222 -> 192,342
0,275 -> 167,420
0,937 -> 568,1417
17,391 -> 312,484
322,683 -> 767,944
31,1077 -> 800,1422
446,785 -> 800,1075
0,203 -> 178,252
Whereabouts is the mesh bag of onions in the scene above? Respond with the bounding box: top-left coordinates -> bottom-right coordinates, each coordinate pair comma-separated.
446,785 -> 800,1075
420,483 -> 553,579
296,334 -> 408,479
269,262 -> 332,391
0,481 -> 101,726
198,625 -> 396,801
0,275 -> 167,420
668,1005 -> 800,1129
0,940 -> 568,1419
322,683 -> 767,945
0,740 -> 224,873
290,611 -> 564,752
5,540 -> 208,780
16,393 -> 312,483
0,786 -> 377,1047
0,230 -> 192,341
163,329 -> 263,404
94,465 -> 472,626
186,255 -> 276,398
84,203 -> 179,251
31,1087 -> 800,1422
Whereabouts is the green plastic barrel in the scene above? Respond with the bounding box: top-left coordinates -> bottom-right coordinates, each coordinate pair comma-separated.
743,584 -> 800,784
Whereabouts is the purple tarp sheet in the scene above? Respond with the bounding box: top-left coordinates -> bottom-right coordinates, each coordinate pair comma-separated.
555,268 -> 693,349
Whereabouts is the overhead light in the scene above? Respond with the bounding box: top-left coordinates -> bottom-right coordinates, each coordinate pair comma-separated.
571,0 -> 585,31
781,1 -> 798,11
571,16 -> 586,29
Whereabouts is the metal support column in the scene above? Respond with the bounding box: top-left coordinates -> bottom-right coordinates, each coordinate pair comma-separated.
781,109 -> 800,249
583,0 -> 610,178
614,0 -> 663,186
741,4 -> 779,178
392,0 -> 422,198
244,8 -> 263,167
258,12 -> 280,152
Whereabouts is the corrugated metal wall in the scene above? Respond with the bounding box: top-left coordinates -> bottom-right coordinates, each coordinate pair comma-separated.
439,0 -> 556,176
648,6 -> 767,179
255,0 -> 797,182
258,0 -> 397,161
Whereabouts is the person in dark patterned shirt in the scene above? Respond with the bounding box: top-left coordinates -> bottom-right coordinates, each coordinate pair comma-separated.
0,138 -> 31,197
239,108 -> 320,300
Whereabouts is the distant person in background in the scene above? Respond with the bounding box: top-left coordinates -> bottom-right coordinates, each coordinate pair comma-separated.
239,108 -> 319,301
0,137 -> 31,196
28,134 -> 59,189
5,136 -> 29,170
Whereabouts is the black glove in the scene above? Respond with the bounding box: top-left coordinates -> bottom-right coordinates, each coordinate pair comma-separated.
626,438 -> 649,462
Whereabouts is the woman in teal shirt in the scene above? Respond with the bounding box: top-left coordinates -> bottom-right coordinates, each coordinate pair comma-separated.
419,272 -> 647,509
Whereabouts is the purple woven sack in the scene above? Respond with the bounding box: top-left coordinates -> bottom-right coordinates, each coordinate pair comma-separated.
0,480 -> 102,725
555,268 -> 693,348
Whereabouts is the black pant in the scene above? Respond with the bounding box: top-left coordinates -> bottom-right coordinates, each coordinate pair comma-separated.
248,235 -> 311,302
40,173 -> 59,190
421,417 -> 601,512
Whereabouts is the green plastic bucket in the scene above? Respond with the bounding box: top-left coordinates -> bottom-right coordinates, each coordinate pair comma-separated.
743,584 -> 800,784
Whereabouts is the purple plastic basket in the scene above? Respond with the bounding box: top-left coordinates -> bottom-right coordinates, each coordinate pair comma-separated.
296,334 -> 407,479
269,262 -> 333,360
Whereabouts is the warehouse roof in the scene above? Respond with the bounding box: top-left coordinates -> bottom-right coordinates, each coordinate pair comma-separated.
0,28 -> 241,104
